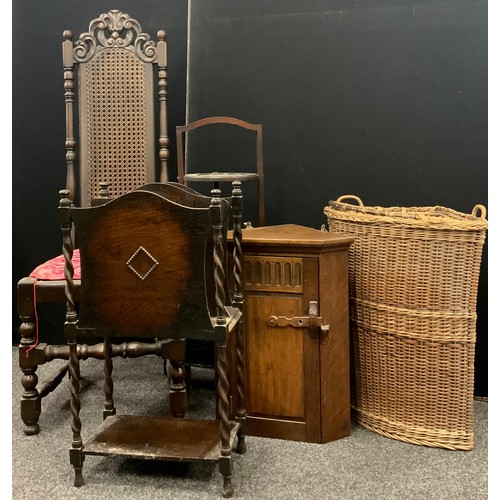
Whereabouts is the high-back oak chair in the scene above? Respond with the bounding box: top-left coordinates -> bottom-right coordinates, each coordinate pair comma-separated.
59,182 -> 246,498
17,10 -> 169,435
176,116 -> 265,226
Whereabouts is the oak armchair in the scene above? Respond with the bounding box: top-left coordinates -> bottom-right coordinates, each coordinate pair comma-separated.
59,182 -> 246,498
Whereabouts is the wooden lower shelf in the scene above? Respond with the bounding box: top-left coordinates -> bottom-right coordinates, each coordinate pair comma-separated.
83,415 -> 238,462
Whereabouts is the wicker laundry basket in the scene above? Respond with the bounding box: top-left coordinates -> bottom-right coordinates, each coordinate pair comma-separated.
324,195 -> 487,450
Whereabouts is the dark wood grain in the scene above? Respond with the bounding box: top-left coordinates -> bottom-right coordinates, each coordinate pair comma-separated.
318,250 -> 352,442
229,224 -> 353,443
73,192 -> 211,338
60,183 -> 246,497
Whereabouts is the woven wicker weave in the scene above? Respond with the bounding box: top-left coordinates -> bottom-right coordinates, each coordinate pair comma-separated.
324,195 -> 487,450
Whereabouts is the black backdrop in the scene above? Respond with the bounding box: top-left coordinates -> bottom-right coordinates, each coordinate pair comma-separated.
12,1 -> 488,395
184,0 -> 488,396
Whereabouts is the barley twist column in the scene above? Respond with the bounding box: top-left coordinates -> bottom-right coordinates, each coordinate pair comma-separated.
231,181 -> 246,454
60,189 -> 84,487
211,188 -> 233,497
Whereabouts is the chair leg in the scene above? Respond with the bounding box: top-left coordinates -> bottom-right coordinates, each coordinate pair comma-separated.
234,321 -> 247,454
68,340 -> 84,487
168,339 -> 187,417
216,340 -> 233,498
220,468 -> 234,499
103,337 -> 116,420
19,312 -> 41,435
185,364 -> 193,401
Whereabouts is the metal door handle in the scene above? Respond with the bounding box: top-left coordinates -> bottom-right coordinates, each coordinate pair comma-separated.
267,301 -> 330,343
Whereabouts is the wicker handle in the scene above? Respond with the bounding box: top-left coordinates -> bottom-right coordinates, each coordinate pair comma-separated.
336,195 -> 364,207
471,204 -> 487,220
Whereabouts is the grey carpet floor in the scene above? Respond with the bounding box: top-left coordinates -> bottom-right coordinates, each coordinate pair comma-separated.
11,347 -> 487,499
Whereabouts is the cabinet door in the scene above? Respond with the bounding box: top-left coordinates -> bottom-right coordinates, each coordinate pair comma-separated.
243,255 -> 321,442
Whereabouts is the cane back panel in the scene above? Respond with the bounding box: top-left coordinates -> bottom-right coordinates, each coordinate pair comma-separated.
64,10 -> 167,206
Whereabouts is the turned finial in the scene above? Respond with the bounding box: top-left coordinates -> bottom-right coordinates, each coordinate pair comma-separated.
63,30 -> 73,41
98,182 -> 110,199
211,188 -> 222,204
59,189 -> 72,206
157,29 -> 166,41
232,180 -> 242,196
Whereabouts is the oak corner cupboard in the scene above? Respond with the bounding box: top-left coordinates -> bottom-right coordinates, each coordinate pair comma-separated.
232,224 -> 354,444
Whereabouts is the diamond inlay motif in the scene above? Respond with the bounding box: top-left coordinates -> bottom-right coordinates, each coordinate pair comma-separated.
126,246 -> 159,280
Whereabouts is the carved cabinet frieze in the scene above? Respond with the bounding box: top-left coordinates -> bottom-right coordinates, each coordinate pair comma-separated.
244,256 -> 303,293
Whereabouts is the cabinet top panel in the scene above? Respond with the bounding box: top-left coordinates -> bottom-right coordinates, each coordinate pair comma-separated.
239,224 -> 354,249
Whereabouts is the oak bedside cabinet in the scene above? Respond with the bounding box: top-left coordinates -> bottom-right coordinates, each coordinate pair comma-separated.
230,224 -> 354,444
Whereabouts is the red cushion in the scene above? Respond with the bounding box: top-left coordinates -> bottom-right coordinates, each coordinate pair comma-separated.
29,249 -> 81,280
